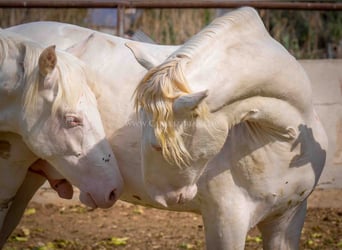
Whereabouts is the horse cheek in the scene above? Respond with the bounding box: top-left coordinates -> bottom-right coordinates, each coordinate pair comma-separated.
64,127 -> 84,156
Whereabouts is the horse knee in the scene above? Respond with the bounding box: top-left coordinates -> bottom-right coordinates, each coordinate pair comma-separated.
258,201 -> 307,250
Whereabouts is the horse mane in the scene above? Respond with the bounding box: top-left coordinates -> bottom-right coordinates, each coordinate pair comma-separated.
134,56 -> 208,167
170,7 -> 266,59
0,31 -> 98,120
0,43 -> 5,67
134,7 -> 264,167
24,52 -> 94,116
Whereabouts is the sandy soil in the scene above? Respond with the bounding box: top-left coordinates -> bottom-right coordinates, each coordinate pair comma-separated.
3,188 -> 342,250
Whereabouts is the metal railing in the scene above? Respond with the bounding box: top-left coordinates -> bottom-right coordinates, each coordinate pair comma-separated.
0,1 -> 342,10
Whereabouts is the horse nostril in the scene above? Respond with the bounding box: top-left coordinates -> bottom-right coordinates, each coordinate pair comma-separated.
109,189 -> 116,201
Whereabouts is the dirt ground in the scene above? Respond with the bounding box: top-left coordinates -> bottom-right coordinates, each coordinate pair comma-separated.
3,189 -> 342,250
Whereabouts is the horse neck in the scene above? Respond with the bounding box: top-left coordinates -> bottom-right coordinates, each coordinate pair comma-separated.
92,57 -> 145,135
0,132 -> 38,206
90,37 -> 176,136
171,7 -> 312,116
184,29 -> 313,118
0,85 -> 25,134
182,36 -> 316,144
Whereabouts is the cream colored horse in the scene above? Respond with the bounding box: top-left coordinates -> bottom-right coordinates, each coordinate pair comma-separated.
0,31 -> 123,245
8,7 -> 327,249
134,7 -> 328,249
2,23 -> 175,247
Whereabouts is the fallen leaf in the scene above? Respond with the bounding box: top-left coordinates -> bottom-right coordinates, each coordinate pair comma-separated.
179,242 -> 195,249
108,237 -> 129,246
24,208 -> 36,216
21,227 -> 30,236
14,236 -> 28,242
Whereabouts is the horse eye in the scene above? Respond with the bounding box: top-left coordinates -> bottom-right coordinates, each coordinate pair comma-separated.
151,144 -> 162,152
65,115 -> 82,128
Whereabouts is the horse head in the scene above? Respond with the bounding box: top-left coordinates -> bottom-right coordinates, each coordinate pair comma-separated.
133,56 -> 228,207
0,31 -> 123,208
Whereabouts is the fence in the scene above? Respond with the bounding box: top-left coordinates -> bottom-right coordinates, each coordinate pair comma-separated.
0,0 -> 342,36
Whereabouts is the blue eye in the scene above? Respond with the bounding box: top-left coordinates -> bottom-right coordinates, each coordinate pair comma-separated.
65,115 -> 82,128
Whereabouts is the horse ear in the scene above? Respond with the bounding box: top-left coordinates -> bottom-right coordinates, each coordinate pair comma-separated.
66,33 -> 95,58
39,45 -> 57,76
173,90 -> 208,115
125,42 -> 159,70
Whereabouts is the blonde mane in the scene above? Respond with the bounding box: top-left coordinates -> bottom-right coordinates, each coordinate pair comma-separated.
18,38 -> 98,120
134,56 -> 208,167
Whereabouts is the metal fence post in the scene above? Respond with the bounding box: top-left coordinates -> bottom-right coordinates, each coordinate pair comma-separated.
116,4 -> 125,37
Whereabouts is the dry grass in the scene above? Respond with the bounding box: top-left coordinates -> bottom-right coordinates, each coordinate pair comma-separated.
0,8 -> 88,28
132,8 -> 215,45
0,8 -> 341,58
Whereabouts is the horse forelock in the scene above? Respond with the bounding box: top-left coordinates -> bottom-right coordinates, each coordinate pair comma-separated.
23,45 -> 96,120
51,53 -> 95,114
135,57 -> 207,167
0,32 -> 97,125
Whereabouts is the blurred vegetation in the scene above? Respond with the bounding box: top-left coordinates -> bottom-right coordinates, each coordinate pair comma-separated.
0,8 -> 88,27
260,9 -> 342,58
131,9 -> 215,45
132,8 -> 342,59
0,8 -> 341,59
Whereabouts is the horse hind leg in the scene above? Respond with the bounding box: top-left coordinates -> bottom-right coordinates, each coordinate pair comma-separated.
257,200 -> 307,250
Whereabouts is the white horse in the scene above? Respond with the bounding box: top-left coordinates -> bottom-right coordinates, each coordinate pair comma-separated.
0,30 -> 123,244
8,7 -> 327,249
133,7 -> 328,249
2,23 -> 175,247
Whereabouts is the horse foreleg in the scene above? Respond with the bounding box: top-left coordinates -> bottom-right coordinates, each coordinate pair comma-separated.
0,171 -> 45,248
257,200 -> 307,250
201,199 -> 251,250
200,177 -> 252,250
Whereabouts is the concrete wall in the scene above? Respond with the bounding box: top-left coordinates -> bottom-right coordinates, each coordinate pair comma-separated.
300,59 -> 342,188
